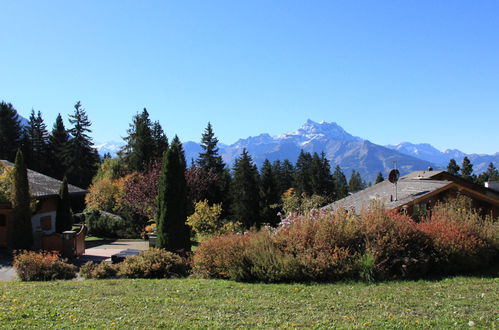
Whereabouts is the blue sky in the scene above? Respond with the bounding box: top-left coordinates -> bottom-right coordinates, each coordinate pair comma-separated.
1,1 -> 498,154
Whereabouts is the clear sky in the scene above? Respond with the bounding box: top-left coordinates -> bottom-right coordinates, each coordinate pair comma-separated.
1,1 -> 498,154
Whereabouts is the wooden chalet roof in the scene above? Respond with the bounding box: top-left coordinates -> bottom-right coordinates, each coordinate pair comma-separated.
324,170 -> 499,213
0,160 -> 86,198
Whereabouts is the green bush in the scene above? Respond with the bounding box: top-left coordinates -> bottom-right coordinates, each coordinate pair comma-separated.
80,261 -> 118,279
83,210 -> 142,238
13,251 -> 77,281
118,248 -> 189,279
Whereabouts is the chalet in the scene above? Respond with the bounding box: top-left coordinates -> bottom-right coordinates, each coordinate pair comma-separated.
0,160 -> 86,248
324,170 -> 499,218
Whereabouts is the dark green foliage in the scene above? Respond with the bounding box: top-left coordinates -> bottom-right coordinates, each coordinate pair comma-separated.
0,101 -> 23,162
461,157 -> 473,181
55,176 -> 72,233
156,136 -> 191,252
476,162 -> 499,185
272,159 -> 295,196
294,150 -> 313,195
259,159 -> 280,225
120,108 -> 158,172
84,210 -> 140,238
10,149 -> 33,249
348,169 -> 366,193
375,172 -> 384,184
310,152 -> 334,197
447,158 -> 460,175
47,114 -> 69,180
195,122 -> 226,205
152,121 -> 168,159
24,110 -> 50,174
332,165 -> 348,200
63,102 -> 99,188
230,149 -> 260,228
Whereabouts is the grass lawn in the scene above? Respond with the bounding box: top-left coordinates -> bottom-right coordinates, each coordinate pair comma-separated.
0,276 -> 497,328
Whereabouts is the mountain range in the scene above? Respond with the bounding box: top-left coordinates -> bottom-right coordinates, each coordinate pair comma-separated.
94,119 -> 497,183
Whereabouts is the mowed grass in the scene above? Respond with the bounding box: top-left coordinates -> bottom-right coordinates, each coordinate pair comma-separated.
0,276 -> 497,328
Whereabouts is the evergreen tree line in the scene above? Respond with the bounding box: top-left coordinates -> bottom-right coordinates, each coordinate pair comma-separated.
446,157 -> 499,185
0,101 -> 100,188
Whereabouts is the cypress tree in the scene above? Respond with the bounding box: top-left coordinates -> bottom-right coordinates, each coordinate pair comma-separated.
55,176 -> 72,233
156,136 -> 191,252
63,101 -> 99,188
47,114 -> 69,179
230,149 -> 260,228
461,157 -> 473,181
0,102 -> 23,162
259,159 -> 280,226
10,149 -> 33,249
447,159 -> 460,175
121,108 -> 155,172
332,165 -> 348,200
375,172 -> 384,184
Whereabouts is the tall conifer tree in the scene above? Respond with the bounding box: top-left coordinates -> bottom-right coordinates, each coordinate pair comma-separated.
375,172 -> 384,184
63,101 -> 99,188
447,159 -> 460,175
25,110 -> 50,173
48,114 -> 69,179
0,102 -> 23,162
332,165 -> 348,200
152,121 -> 168,159
156,136 -> 191,252
259,159 -> 280,225
10,149 -> 33,249
121,108 -> 155,172
294,150 -> 313,196
348,169 -> 366,193
461,157 -> 474,181
231,149 -> 260,228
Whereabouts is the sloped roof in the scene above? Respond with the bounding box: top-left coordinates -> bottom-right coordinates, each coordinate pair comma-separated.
324,178 -> 452,213
0,160 -> 86,198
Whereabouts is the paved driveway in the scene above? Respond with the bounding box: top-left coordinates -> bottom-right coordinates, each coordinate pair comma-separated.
81,240 -> 149,263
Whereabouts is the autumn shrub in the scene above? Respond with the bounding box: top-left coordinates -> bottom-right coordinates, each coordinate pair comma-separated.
13,251 -> 77,281
192,233 -> 252,280
419,197 -> 498,274
118,248 -> 189,279
80,261 -> 118,279
359,207 -> 432,280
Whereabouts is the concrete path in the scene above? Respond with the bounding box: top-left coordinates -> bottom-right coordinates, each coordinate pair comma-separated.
80,240 -> 149,263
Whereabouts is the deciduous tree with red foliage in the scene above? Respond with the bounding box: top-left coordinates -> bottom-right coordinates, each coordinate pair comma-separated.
122,161 -> 161,219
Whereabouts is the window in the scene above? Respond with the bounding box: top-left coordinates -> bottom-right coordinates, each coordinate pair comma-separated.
41,216 -> 52,231
0,214 -> 6,227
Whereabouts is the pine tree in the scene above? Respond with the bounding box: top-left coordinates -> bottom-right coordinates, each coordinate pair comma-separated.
348,169 -> 365,193
294,150 -> 313,196
310,152 -> 334,197
151,121 -> 168,159
47,114 -> 69,179
195,122 -> 226,205
273,159 -> 295,195
156,136 -> 191,252
447,159 -> 460,175
0,102 -> 23,162
10,149 -> 33,249
476,162 -> 499,185
461,157 -> 473,181
120,108 -> 155,172
332,165 -> 348,200
375,172 -> 384,184
230,149 -> 260,228
25,110 -> 50,173
55,176 -> 72,233
259,159 -> 280,226
63,101 -> 99,188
